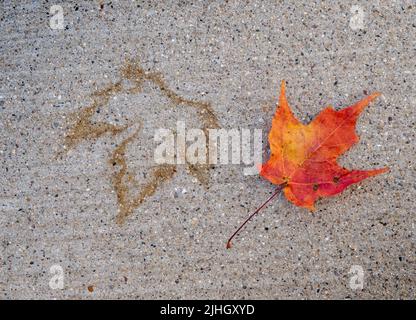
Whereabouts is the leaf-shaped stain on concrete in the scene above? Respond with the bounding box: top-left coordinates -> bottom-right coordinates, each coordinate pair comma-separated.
61,61 -> 220,224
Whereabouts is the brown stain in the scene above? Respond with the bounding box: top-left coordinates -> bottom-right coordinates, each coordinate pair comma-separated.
63,82 -> 127,152
187,163 -> 210,186
109,129 -> 176,224
62,60 -> 220,223
87,285 -> 94,293
120,61 -> 219,130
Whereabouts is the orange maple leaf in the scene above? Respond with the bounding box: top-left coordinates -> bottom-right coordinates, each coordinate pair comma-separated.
260,81 -> 388,210
227,81 -> 388,248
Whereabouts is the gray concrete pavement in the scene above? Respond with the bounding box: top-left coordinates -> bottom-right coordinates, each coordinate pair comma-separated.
1,0 -> 415,299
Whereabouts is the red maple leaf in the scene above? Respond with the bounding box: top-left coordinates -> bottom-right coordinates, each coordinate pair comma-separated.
227,81 -> 388,248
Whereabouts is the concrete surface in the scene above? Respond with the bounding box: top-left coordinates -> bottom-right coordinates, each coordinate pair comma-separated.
1,0 -> 415,299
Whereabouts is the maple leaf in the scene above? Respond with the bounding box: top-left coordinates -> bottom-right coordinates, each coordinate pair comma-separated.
227,81 -> 388,248
260,81 -> 388,210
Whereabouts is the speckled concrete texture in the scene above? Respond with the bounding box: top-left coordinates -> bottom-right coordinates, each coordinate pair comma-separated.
1,1 -> 415,299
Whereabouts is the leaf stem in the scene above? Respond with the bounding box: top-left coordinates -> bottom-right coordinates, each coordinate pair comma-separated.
226,185 -> 283,249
